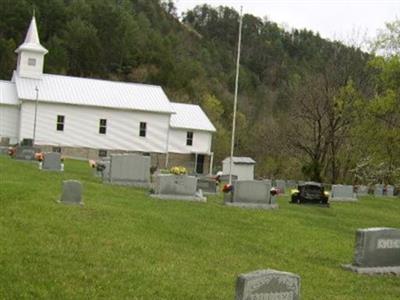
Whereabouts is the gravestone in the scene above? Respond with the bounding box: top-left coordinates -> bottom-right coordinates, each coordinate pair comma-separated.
374,184 -> 384,197
264,179 -> 272,186
42,152 -> 62,171
386,185 -> 395,197
15,146 -> 36,160
109,154 -> 150,187
236,269 -> 300,300
95,157 -> 111,179
0,146 -> 8,155
343,227 -> 400,275
330,185 -> 357,202
275,179 -> 286,194
286,180 -> 298,190
59,180 -> 83,205
151,174 -> 205,202
197,177 -> 217,194
219,174 -> 238,183
356,185 -> 369,197
225,180 -> 278,209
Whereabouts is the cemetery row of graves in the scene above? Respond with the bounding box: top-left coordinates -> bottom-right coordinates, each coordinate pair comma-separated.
1,150 -> 400,299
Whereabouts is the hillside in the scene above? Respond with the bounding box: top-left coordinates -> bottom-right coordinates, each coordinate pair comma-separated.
0,0 -> 398,184
1,156 -> 400,299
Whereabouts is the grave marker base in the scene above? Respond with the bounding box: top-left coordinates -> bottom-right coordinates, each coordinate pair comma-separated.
108,179 -> 150,188
225,202 -> 279,210
150,194 -> 206,202
330,197 -> 358,202
342,264 -> 400,275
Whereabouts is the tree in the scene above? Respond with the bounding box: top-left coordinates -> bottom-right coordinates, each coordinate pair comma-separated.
371,18 -> 400,56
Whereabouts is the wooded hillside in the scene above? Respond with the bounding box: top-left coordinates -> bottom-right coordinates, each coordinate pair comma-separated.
0,0 -> 399,184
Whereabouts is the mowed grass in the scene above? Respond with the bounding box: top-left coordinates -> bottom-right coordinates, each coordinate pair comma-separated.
0,156 -> 399,299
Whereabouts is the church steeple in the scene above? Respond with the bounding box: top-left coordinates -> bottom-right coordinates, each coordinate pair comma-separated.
15,16 -> 48,79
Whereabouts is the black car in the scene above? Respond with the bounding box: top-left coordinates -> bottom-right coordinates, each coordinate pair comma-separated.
290,182 -> 329,205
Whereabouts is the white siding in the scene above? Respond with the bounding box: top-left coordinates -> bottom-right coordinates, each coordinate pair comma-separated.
19,102 -> 170,152
16,51 -> 45,79
222,161 -> 254,180
168,128 -> 212,154
0,104 -> 19,144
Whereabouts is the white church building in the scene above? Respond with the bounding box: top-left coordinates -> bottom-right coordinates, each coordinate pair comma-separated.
0,17 -> 216,174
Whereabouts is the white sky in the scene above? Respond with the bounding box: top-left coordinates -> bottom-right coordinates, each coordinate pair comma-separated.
175,0 -> 400,47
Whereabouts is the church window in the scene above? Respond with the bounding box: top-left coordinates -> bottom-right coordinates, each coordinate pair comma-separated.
99,119 -> 107,134
139,122 -> 146,137
186,131 -> 193,146
56,115 -> 65,131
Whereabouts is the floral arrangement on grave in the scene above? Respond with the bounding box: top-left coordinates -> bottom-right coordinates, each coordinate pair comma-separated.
7,147 -> 16,157
35,152 -> 44,162
222,183 -> 233,193
170,166 -> 187,175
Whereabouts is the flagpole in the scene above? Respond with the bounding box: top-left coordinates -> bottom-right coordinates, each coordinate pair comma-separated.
229,6 -> 243,185
33,86 -> 39,145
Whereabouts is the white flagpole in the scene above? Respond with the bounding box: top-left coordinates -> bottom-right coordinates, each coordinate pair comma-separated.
33,86 -> 39,145
229,6 -> 243,185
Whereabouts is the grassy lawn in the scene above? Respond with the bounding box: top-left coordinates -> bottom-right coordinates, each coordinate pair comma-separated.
0,155 -> 399,299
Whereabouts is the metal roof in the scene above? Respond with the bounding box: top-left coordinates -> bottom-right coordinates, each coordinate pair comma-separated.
0,80 -> 18,105
170,102 -> 216,132
14,72 -> 175,114
222,156 -> 256,164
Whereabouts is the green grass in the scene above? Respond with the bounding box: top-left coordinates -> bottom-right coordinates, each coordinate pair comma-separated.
0,156 -> 399,299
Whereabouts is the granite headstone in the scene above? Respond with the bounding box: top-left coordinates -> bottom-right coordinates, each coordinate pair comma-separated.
109,154 -> 150,187
42,152 -> 62,171
356,185 -> 369,197
151,174 -> 205,202
15,146 -> 36,160
331,185 -> 357,201
236,269 -> 300,300
343,227 -> 400,274
275,179 -> 286,194
60,180 -> 83,205
374,184 -> 384,197
197,177 -> 217,194
386,185 -> 395,197
225,180 -> 278,209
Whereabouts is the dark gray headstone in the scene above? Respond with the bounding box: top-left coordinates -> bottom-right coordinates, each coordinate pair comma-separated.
236,269 -> 300,300
197,177 -> 217,194
42,152 -> 62,171
225,180 -> 278,209
15,146 -> 36,160
60,180 -> 83,205
343,227 -> 400,275
353,228 -> 400,268
374,184 -> 384,197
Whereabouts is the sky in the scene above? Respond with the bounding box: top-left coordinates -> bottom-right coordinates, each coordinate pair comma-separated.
174,0 -> 400,47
